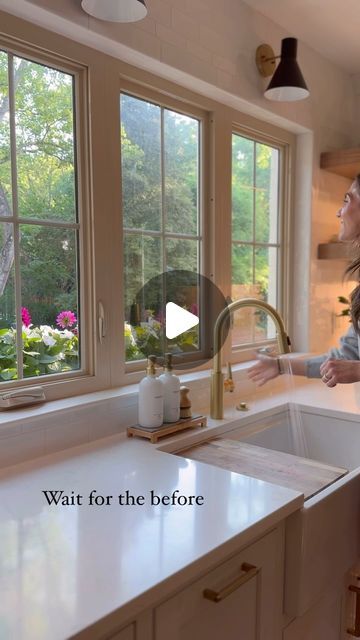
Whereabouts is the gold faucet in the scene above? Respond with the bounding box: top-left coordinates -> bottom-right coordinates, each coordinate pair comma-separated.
210,298 -> 291,419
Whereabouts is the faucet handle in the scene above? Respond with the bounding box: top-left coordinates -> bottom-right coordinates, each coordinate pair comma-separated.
224,362 -> 235,392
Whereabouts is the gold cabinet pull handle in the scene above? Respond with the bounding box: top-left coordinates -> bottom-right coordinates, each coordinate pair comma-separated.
348,585 -> 360,636
203,562 -> 259,603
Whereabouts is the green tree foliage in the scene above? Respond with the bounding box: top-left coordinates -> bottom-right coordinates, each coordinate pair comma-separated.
232,134 -> 278,300
121,95 -> 199,346
0,52 -> 78,328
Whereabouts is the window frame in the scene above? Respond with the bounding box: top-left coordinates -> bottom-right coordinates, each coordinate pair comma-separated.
0,15 -> 296,398
119,78 -> 212,376
0,34 -> 101,400
115,71 -> 296,383
230,124 -> 292,357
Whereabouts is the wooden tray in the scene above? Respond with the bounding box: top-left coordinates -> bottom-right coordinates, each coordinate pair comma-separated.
127,415 -> 207,443
179,438 -> 348,500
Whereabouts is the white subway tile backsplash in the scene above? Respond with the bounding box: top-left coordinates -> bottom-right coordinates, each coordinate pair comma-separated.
0,364 -> 260,470
161,42 -> 218,86
156,23 -> 187,51
130,28 -> 162,59
186,41 -> 212,64
213,54 -> 238,76
133,17 -> 157,35
198,24 -> 236,58
171,8 -> 199,41
45,420 -> 90,455
217,68 -> 237,93
0,430 -> 45,468
147,0 -> 172,28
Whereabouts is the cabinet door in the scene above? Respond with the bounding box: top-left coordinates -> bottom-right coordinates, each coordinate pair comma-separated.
342,564 -> 360,639
155,528 -> 282,640
283,583 -> 342,640
108,623 -> 135,640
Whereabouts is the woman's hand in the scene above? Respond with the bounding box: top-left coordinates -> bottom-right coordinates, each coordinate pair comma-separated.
248,354 -> 280,387
319,359 -> 360,387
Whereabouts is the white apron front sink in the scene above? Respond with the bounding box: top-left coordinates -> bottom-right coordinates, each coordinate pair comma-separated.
213,405 -> 360,617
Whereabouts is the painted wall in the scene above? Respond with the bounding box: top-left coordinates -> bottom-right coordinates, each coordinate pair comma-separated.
4,0 -> 359,354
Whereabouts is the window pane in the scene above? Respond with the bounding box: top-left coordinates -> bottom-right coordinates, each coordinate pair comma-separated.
120,94 -> 161,232
20,225 -> 80,378
232,135 -> 254,242
15,57 -> 76,222
255,246 -> 277,306
254,246 -> 277,340
232,244 -> 255,346
232,133 -> 281,350
121,92 -> 203,364
166,237 -> 198,273
166,238 -> 199,353
0,223 -> 16,381
164,110 -> 199,235
0,52 -> 12,216
255,144 -> 279,243
124,233 -> 163,362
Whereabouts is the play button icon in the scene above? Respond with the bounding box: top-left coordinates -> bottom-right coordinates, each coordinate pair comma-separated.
128,269 -> 229,369
165,302 -> 199,340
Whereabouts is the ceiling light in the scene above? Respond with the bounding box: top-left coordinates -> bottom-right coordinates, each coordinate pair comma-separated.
81,0 -> 147,23
256,37 -> 309,102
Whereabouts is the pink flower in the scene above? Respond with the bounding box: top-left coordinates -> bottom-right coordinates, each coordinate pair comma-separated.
21,307 -> 32,327
56,310 -> 77,329
189,303 -> 199,317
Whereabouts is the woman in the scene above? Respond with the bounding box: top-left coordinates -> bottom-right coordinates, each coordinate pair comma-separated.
248,175 -> 360,389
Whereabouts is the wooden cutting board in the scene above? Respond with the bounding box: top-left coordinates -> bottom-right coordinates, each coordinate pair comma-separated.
179,438 -> 348,500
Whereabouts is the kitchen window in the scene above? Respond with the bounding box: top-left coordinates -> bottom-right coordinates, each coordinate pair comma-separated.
120,87 -> 207,368
0,17 -> 295,398
231,130 -> 287,352
0,42 -> 92,396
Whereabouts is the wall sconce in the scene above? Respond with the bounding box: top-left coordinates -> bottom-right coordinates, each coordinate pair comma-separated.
81,0 -> 147,22
256,37 -> 309,101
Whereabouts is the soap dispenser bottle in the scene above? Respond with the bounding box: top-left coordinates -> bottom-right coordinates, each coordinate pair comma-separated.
138,355 -> 164,429
159,353 -> 180,423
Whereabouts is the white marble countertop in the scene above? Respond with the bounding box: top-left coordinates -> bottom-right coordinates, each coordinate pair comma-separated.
1,373 -> 359,640
0,421 -> 302,639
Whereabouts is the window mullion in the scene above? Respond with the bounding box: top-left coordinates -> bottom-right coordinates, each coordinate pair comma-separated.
160,107 -> 166,357
8,53 -> 23,379
252,141 -> 256,343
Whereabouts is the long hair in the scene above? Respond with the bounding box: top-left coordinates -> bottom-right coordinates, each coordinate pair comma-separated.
345,174 -> 360,333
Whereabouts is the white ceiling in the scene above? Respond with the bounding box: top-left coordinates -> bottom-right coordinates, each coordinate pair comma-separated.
243,0 -> 360,74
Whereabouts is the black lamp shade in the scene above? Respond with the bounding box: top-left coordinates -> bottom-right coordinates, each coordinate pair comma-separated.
265,38 -> 309,101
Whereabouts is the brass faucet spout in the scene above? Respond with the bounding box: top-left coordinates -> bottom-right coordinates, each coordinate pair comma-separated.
211,298 -> 291,419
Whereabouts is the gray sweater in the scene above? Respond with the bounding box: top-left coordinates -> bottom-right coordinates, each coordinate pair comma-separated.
306,324 -> 360,378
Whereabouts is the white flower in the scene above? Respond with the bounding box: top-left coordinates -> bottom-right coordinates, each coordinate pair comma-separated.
124,322 -> 136,347
42,334 -> 56,347
2,330 -> 15,344
39,325 -> 53,333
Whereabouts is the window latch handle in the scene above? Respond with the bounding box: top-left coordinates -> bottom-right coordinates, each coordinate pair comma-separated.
98,302 -> 106,343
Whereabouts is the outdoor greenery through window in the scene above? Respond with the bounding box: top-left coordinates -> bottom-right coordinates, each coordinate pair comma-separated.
0,50 -> 80,382
232,133 -> 280,348
121,92 -> 201,363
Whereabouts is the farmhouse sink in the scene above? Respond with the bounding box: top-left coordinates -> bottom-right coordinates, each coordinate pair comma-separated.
180,404 -> 360,617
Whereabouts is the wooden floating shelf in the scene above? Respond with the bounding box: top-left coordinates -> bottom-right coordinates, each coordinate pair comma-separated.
320,147 -> 360,179
127,415 -> 207,443
317,242 -> 352,260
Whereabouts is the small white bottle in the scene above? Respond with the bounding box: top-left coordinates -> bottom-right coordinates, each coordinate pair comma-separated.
159,353 -> 180,423
138,356 -> 164,429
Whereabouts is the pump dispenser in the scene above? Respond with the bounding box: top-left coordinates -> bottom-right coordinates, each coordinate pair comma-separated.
138,355 -> 164,429
159,353 -> 180,423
